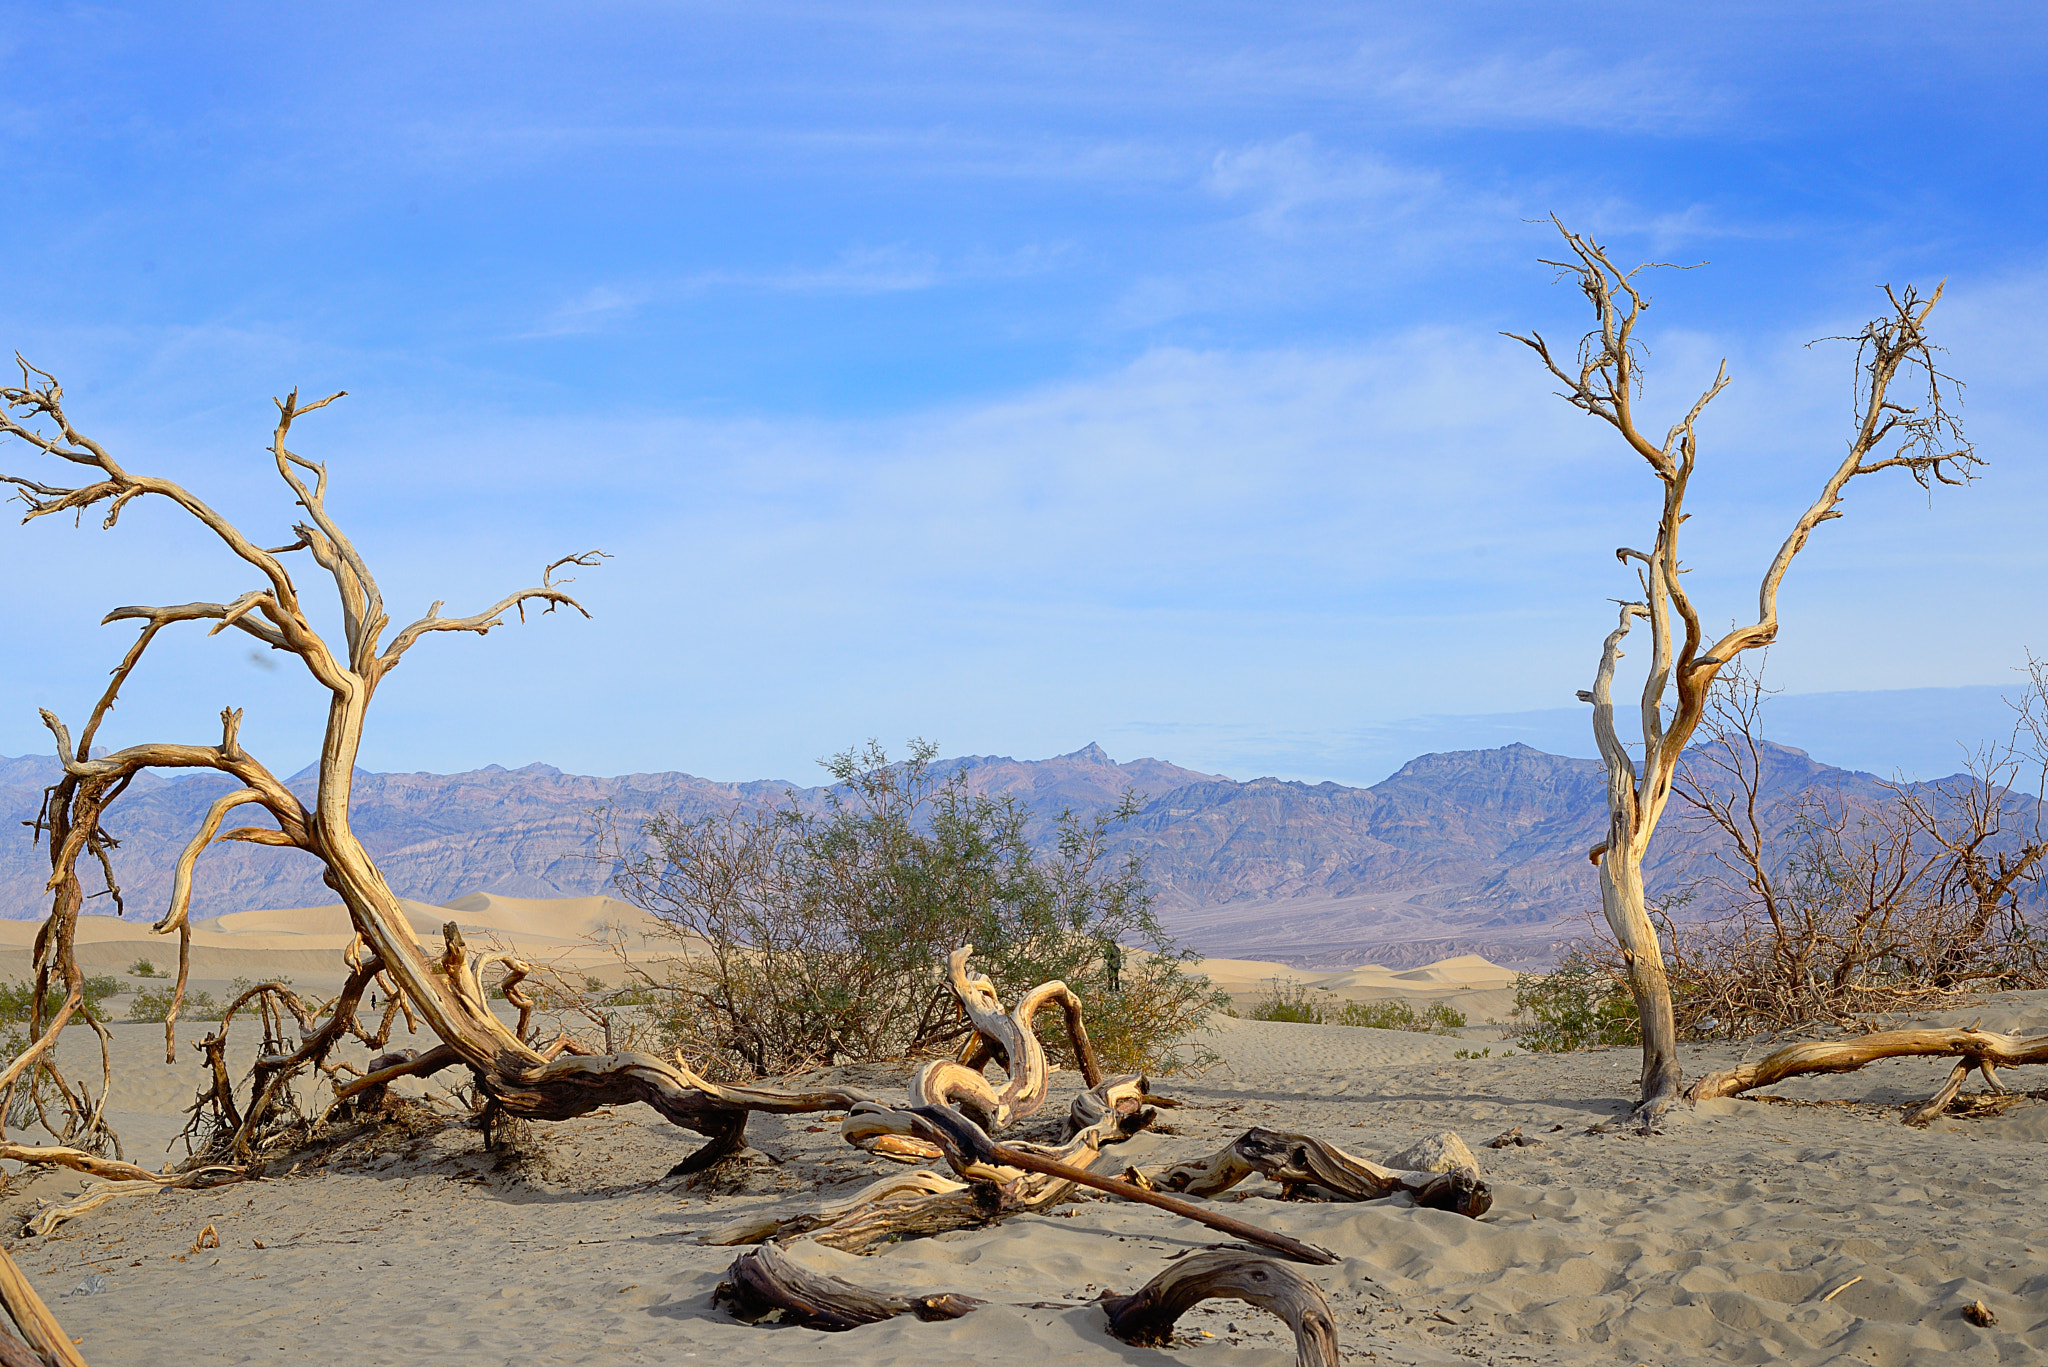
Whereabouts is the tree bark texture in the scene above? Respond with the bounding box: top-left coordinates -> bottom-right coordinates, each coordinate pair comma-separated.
1100,1250 -> 1340,1367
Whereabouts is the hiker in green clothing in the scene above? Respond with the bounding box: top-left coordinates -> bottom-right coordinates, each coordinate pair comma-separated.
1104,939 -> 1123,992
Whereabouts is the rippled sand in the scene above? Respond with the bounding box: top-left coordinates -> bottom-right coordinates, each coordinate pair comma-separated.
7,987 -> 2046,1366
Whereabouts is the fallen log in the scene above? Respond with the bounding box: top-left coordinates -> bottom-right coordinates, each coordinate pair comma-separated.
1140,1128 -> 1492,1218
1101,1250 -> 1340,1367
713,1239 -> 1342,1367
1684,1025 -> 2048,1125
713,1240 -> 983,1330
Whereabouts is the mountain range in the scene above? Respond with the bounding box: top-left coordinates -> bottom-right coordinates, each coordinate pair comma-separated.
0,740 -> 1925,971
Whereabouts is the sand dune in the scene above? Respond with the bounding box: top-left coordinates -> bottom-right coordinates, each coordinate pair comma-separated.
4,899 -> 2044,1365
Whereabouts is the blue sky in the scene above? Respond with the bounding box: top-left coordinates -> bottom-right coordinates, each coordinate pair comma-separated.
2,2 -> 2045,787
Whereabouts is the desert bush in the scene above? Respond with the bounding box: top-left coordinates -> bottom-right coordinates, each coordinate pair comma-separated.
1506,950 -> 1641,1053
1660,658 -> 2048,1039
1243,981 -> 1467,1034
609,739 -> 1222,1079
1245,978 -> 1327,1023
1335,998 -> 1467,1034
129,959 -> 159,978
0,975 -> 122,1026
128,986 -> 223,1023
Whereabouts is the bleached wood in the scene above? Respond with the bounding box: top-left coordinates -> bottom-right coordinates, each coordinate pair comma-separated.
1100,1250 -> 1340,1367
1687,1025 -> 2048,1124
0,366 -> 866,1170
1505,223 -> 1978,1124
0,1242 -> 84,1367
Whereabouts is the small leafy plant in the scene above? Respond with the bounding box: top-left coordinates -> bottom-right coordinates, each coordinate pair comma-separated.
1506,949 -> 1640,1052
1335,998 -> 1467,1034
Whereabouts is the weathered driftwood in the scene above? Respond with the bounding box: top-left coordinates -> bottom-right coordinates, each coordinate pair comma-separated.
846,1103 -> 1336,1265
704,1169 -> 974,1249
0,1243 -> 82,1367
1686,1025 -> 2048,1125
908,946 -> 1103,1132
713,1240 -> 1340,1367
1138,1127 -> 1492,1218
727,1067 -> 1162,1250
1,1144 -> 243,1236
846,948 -> 1156,1167
714,1240 -> 983,1330
1101,1250 -> 1340,1367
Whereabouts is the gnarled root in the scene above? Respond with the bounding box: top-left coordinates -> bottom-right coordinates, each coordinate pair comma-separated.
1101,1250 -> 1340,1367
908,946 -> 1104,1132
714,1239 -> 984,1330
849,1066 -> 1160,1165
843,1104 -> 1335,1264
1684,1025 -> 2048,1125
1140,1127 -> 1492,1218
725,1072 -> 1162,1250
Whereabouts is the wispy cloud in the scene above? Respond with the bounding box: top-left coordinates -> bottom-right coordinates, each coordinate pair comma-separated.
522,241 -> 1063,337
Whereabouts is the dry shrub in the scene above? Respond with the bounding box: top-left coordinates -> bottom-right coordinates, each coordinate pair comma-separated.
1659,659 -> 2048,1039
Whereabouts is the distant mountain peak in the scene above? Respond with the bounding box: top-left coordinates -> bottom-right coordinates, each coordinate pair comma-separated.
1065,742 -> 1114,766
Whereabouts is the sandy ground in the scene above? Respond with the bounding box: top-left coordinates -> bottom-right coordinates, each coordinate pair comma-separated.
1,903 -> 2045,1365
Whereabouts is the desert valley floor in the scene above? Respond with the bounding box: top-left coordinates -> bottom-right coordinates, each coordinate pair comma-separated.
0,902 -> 2043,1365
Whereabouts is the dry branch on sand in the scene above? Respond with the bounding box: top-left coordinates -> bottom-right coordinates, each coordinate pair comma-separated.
1505,219 -> 1980,1127
1687,1023 -> 2048,1125
721,946 -> 1488,1271
716,1243 -> 1341,1367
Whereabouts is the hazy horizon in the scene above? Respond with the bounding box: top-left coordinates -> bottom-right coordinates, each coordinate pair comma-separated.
7,680 -> 2026,793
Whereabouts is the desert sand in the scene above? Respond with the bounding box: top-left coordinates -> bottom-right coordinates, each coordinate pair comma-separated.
2,898 -> 2044,1365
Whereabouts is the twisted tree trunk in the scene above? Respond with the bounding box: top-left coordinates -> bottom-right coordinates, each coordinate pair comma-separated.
1506,222 -> 1978,1125
0,369 -> 864,1169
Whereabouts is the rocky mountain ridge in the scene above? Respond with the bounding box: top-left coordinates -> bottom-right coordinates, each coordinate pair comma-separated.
0,740 -> 1916,970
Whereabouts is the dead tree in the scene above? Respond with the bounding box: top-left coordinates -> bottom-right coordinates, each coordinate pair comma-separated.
0,362 -> 864,1171
1505,220 -> 1979,1125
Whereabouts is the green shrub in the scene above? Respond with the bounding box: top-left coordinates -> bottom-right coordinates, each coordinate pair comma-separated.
0,976 -> 122,1025
127,986 -> 223,1023
1506,949 -> 1640,1052
1335,998 -> 1467,1034
1246,978 -> 1327,1023
612,739 -> 1222,1078
130,959 -> 159,978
